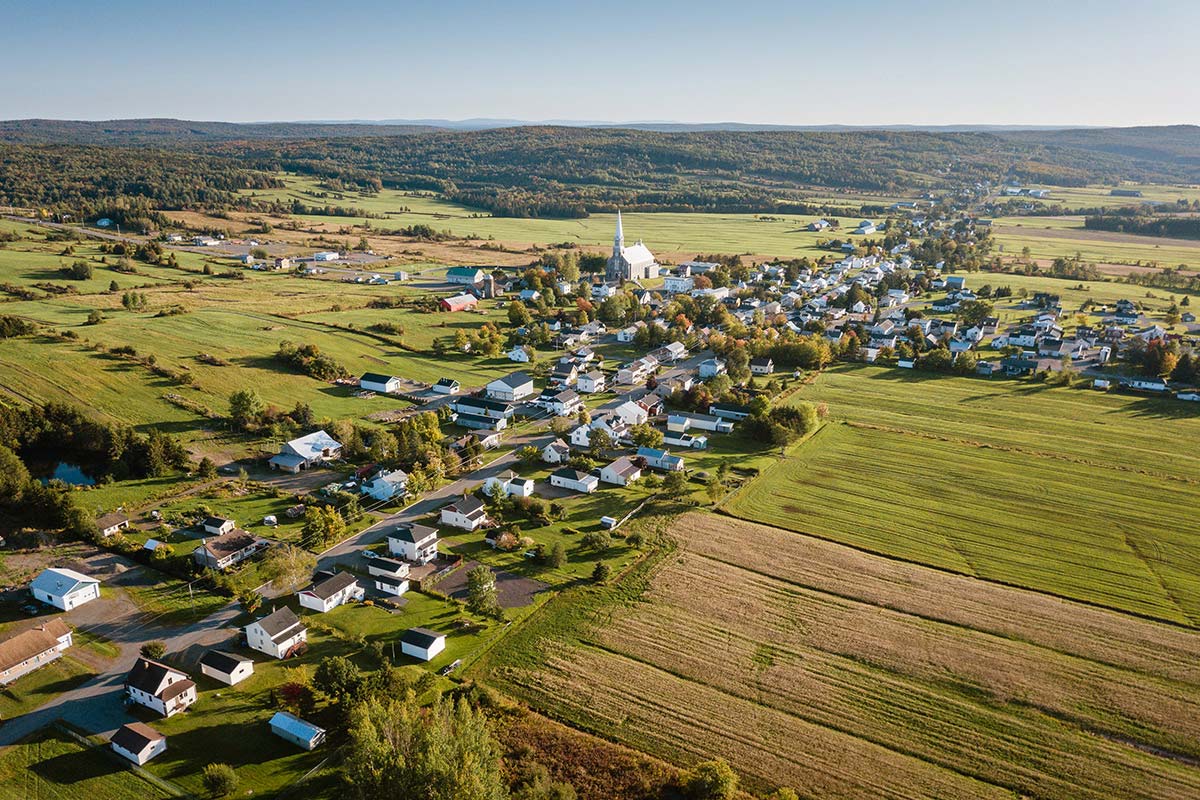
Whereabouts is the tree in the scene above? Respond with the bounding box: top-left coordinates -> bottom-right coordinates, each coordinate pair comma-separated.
684,759 -> 738,800
85,309 -> 104,325
237,589 -> 262,614
313,655 -> 362,701
587,428 -> 612,455
197,456 -> 217,480
705,478 -> 725,505
140,640 -> 167,660
228,388 -> 265,430
516,445 -> 541,465
629,424 -> 664,449
262,544 -> 317,593
201,763 -> 238,798
580,530 -> 611,551
956,299 -> 994,327
547,541 -> 567,568
344,694 -> 507,800
591,562 -> 611,583
302,505 -> 346,550
663,469 -> 689,498
508,300 -> 532,327
467,564 -> 500,617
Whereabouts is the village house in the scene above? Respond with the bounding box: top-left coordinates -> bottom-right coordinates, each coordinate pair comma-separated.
541,388 -> 583,417
542,438 -> 572,464
125,657 -> 196,718
600,456 -> 642,486
270,711 -> 326,751
360,467 -> 408,501
30,568 -> 99,611
440,495 -> 489,531
358,372 -> 400,394
486,371 -> 535,402
96,512 -> 130,538
470,429 -> 503,450
484,470 -> 535,498
570,414 -> 628,448
663,274 -> 695,294
636,446 -> 685,472
709,402 -> 753,421
110,723 -> 167,765
698,358 -> 726,378
245,607 -> 308,659
664,431 -> 709,449
368,557 -> 411,596
202,516 -> 235,536
433,377 -> 460,395
549,359 -> 579,387
549,468 -> 599,494
269,430 -> 343,473
614,399 -> 650,426
452,395 -> 514,421
616,321 -> 646,342
299,572 -> 364,613
577,370 -> 606,393
401,627 -> 447,662
0,618 -> 73,685
199,650 -> 254,686
193,529 -> 270,571
616,356 -> 658,385
388,523 -> 439,563
750,357 -> 775,376
666,411 -> 734,434
507,345 -> 533,363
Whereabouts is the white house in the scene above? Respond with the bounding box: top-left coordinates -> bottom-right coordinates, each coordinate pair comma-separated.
96,512 -> 130,538
30,568 -> 99,611
440,496 -> 489,530
358,373 -> 401,394
486,371 -> 535,402
201,516 -> 235,536
125,657 -> 197,718
387,523 -> 439,563
199,650 -> 254,686
299,572 -> 364,613
433,378 -> 460,395
0,618 -> 73,685
750,357 -> 774,376
550,468 -> 599,494
269,430 -> 343,473
698,358 -> 726,378
577,370 -> 606,393
570,414 -> 628,448
636,446 -> 684,472
507,345 -> 533,363
664,432 -> 708,450
193,530 -> 270,571
544,388 -> 583,416
542,438 -> 571,464
663,275 -> 695,294
110,723 -> 167,766
245,607 -> 308,659
270,711 -> 326,751
600,456 -> 642,486
616,323 -> 643,343
401,627 -> 447,662
360,468 -> 408,501
368,557 -> 412,596
614,400 -> 649,426
667,411 -> 733,434
484,470 -> 535,498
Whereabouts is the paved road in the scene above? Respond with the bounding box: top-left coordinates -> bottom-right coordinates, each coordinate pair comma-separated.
0,580 -> 240,746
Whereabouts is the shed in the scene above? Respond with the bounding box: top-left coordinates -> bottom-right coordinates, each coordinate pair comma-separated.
269,711 -> 326,750
401,627 -> 447,662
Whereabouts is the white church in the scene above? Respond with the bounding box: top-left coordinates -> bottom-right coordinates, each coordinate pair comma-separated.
605,211 -> 658,282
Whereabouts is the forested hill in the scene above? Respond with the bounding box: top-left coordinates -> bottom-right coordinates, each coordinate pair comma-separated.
0,118 -> 441,144
2,121 -> 1200,217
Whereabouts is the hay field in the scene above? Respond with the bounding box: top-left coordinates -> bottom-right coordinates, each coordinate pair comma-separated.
492,512 -> 1200,799
723,366 -> 1200,623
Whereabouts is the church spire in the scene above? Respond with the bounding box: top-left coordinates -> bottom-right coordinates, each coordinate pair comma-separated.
613,209 -> 624,255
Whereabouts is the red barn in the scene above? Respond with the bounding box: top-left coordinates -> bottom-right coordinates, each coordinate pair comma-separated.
440,293 -> 478,312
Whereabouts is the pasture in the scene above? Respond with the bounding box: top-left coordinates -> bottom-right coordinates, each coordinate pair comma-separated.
486,511 -> 1200,800
991,215 -> 1200,269
725,365 -> 1200,623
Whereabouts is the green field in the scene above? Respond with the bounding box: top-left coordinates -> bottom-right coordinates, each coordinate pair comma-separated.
725,365 -> 1200,624
1007,183 -> 1200,209
0,726 -> 173,800
0,656 -> 95,721
992,215 -> 1200,267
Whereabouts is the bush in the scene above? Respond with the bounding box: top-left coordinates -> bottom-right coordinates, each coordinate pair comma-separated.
140,640 -> 167,659
202,763 -> 238,797
683,759 -> 738,800
580,530 -> 611,551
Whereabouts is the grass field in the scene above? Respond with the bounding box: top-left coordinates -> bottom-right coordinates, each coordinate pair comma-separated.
0,726 -> 173,800
723,365 -> 1200,624
992,215 -> 1200,268
1009,184 -> 1200,209
486,511 -> 1200,799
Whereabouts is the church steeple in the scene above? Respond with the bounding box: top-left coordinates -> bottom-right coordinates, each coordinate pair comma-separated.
613,210 -> 624,257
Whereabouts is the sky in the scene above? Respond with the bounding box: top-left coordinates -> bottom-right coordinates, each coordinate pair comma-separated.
2,0 -> 1198,127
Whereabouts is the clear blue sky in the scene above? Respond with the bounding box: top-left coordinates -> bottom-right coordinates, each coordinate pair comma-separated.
3,0 -> 1197,126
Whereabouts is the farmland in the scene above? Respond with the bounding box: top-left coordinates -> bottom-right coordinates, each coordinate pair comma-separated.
991,215 -> 1200,269
485,511 -> 1200,799
725,365 -> 1200,623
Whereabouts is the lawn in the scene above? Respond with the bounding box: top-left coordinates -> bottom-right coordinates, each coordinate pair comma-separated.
482,511 -> 1200,800
0,656 -> 95,722
723,364 -> 1200,624
0,726 -> 174,800
121,577 -> 231,626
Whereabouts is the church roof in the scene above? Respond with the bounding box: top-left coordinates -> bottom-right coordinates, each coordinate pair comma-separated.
620,242 -> 656,268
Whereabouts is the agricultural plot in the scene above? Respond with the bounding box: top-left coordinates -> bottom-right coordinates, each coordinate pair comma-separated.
991,216 -> 1200,269
490,512 -> 1200,799
725,365 -> 1200,623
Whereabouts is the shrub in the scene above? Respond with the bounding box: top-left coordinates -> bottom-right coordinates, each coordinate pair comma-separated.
201,763 -> 238,797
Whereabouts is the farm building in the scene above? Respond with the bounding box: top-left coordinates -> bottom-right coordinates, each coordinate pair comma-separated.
446,266 -> 485,285
433,377 -> 460,394
709,403 -> 752,421
452,396 -> 515,420
0,618 -> 73,685
313,251 -> 340,262
388,523 -> 439,563
750,357 -> 775,375
30,568 -> 99,611
245,607 -> 308,659
125,657 -> 196,718
359,373 -> 401,394
110,723 -> 167,766
299,572 -> 364,613
199,650 -> 254,686
401,628 -> 447,662
440,293 -> 478,312
270,711 -> 326,751
269,430 -> 343,473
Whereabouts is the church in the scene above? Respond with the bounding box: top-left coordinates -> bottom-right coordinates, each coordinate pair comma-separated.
605,211 -> 658,282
